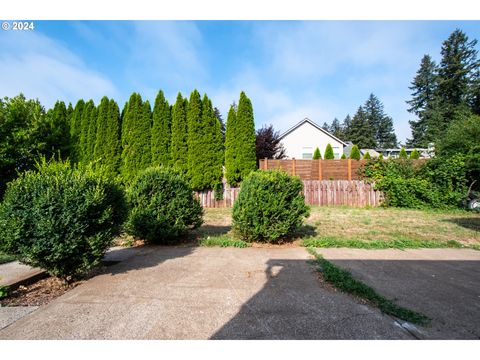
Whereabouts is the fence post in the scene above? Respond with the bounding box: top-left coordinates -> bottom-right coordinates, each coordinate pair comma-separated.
264,157 -> 268,170
292,158 -> 296,176
348,159 -> 352,181
318,159 -> 323,180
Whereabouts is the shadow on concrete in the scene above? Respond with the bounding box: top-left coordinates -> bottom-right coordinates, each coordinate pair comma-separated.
443,217 -> 480,232
100,245 -> 194,277
211,257 -> 480,339
210,258 -> 410,340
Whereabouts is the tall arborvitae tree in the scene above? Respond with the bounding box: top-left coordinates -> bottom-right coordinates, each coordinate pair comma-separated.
120,93 -> 152,180
364,93 -> 397,148
85,103 -> 98,164
170,92 -> 189,173
202,95 -> 223,187
312,147 -> 321,160
94,97 -> 121,176
324,143 -> 334,159
151,90 -> 171,166
187,89 -> 205,189
350,145 -> 361,160
235,92 -> 257,183
69,99 -> 85,163
436,29 -> 480,122
348,106 -> 376,148
224,105 -> 239,185
78,100 -> 95,165
406,54 -> 439,147
214,107 -> 226,141
44,101 -> 70,159
66,103 -> 73,123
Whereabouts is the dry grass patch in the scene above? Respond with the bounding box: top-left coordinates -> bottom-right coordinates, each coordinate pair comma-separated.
306,206 -> 479,247
197,206 -> 479,249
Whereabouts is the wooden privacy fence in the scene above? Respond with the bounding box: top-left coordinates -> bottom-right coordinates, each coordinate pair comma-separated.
194,180 -> 383,208
259,158 -> 366,181
194,187 -> 240,208
303,180 -> 383,207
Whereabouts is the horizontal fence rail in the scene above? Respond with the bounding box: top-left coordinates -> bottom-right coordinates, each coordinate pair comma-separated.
259,158 -> 366,181
194,180 -> 383,208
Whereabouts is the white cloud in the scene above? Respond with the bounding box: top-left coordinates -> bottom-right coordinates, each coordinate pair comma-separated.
0,31 -> 118,107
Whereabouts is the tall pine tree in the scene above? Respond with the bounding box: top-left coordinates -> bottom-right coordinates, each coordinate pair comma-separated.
363,94 -> 397,148
151,90 -> 171,167
406,54 -> 439,147
170,92 -> 189,173
436,29 -> 480,121
120,93 -> 152,180
348,106 -> 376,148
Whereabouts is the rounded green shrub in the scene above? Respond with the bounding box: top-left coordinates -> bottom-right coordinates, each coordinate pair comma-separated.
125,167 -> 203,243
0,160 -> 127,280
232,170 -> 310,242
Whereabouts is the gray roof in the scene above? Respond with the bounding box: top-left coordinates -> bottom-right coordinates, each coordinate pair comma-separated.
279,117 -> 348,146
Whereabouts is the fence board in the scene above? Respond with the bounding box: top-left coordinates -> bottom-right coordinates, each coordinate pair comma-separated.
195,180 -> 383,208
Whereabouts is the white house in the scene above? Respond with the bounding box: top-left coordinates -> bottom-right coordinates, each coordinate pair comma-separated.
279,118 -> 347,159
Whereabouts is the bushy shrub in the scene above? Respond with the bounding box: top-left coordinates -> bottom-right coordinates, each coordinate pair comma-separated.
399,147 -> 408,159
340,153 -> 346,159
232,170 -> 310,242
419,154 -> 467,206
375,177 -> 441,208
363,155 -> 468,209
0,160 -> 127,280
363,152 -> 371,160
125,167 -> 203,244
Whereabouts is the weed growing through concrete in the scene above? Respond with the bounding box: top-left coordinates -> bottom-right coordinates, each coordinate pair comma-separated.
306,247 -> 430,325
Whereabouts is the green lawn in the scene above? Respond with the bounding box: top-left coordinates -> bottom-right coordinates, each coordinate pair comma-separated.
198,206 -> 480,249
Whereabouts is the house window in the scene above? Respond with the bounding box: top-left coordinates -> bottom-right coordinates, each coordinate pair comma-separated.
302,146 -> 313,159
333,146 -> 340,159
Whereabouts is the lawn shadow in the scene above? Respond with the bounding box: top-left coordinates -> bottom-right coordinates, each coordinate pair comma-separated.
443,217 -> 480,232
293,224 -> 317,238
193,225 -> 232,237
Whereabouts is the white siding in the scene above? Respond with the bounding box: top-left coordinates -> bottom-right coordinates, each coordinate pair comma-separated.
280,121 -> 345,159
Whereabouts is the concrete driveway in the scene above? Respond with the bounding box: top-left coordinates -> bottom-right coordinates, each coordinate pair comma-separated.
319,248 -> 480,339
0,246 -> 413,340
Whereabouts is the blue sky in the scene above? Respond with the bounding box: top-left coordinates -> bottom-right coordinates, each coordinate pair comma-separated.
1,20 -> 479,143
